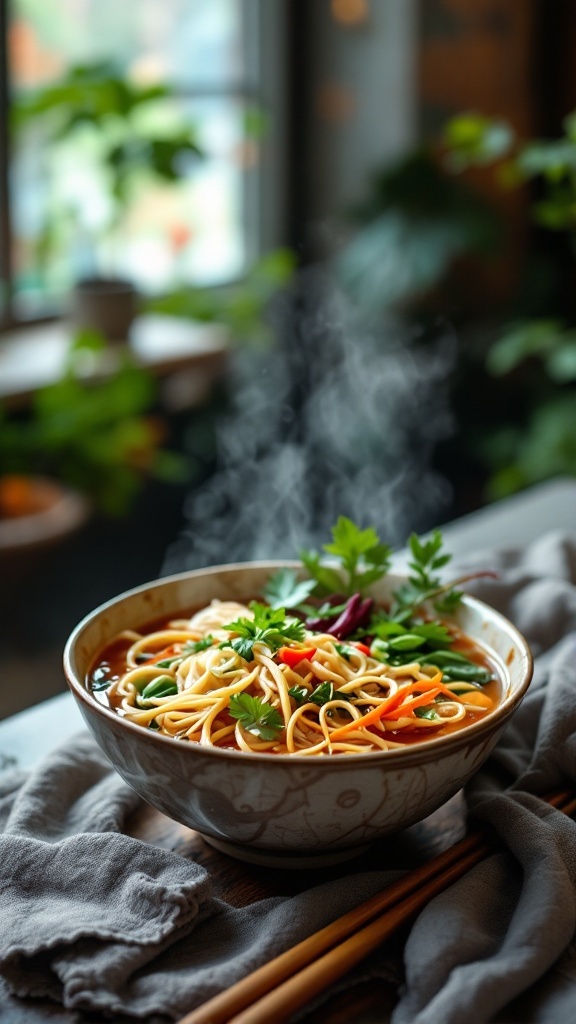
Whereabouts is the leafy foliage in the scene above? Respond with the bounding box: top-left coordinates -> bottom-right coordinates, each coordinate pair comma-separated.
261,568 -> 317,610
443,110 -> 576,497
0,330 -> 186,516
147,249 -> 296,347
300,516 -> 392,597
443,114 -> 513,170
228,693 -> 284,740
13,61 -> 202,206
392,531 -> 462,616
223,603 -> 306,661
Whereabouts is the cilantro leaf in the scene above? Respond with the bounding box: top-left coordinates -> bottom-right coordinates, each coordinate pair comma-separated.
228,693 -> 284,740
301,517 -> 392,597
223,602 -> 306,661
262,569 -> 317,610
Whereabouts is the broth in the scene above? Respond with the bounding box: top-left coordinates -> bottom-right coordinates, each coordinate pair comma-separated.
87,599 -> 505,756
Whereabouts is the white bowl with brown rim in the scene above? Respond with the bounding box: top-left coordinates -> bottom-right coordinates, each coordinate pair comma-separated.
63,563 -> 533,867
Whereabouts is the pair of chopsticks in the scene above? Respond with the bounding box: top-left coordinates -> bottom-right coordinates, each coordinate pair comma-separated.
177,789 -> 576,1024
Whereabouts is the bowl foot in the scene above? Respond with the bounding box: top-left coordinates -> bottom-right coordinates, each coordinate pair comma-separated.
201,833 -> 372,869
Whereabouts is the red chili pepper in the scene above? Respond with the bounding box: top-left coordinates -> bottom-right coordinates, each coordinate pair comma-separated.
277,646 -> 317,667
353,642 -> 372,656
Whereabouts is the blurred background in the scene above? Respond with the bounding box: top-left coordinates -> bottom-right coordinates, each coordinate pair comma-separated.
1,0 -> 576,716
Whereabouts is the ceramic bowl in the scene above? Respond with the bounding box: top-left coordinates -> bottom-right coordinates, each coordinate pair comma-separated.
63,563 -> 533,867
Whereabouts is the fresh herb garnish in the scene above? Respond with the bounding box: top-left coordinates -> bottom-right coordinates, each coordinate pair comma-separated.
288,681 -> 352,707
288,684 -> 310,704
91,669 -> 113,691
262,569 -> 317,610
393,530 -> 462,616
300,517 -> 392,597
334,642 -> 354,661
228,693 -> 284,739
414,705 -> 441,720
223,602 -> 306,661
309,681 -> 352,706
155,636 -> 215,669
183,636 -> 215,654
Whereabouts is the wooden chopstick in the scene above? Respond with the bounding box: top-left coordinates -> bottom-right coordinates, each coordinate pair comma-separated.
177,790 -> 576,1024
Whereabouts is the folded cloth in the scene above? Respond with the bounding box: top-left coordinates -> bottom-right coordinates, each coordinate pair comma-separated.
392,530 -> 576,1024
0,738 -> 403,1019
2,530 -> 576,1023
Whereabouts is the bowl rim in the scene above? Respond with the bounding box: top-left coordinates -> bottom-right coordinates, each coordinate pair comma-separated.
63,560 -> 534,768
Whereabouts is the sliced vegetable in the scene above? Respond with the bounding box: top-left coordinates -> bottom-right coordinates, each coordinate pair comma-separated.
277,645 -> 317,667
381,687 -> 443,720
328,672 -> 443,742
137,675 -> 179,706
329,593 -> 374,640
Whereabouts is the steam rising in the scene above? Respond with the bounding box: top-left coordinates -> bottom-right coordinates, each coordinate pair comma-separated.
162,270 -> 456,573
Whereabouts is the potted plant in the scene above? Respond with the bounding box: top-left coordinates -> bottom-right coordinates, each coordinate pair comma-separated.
443,112 -> 576,496
0,329 -> 186,552
13,61 -> 203,341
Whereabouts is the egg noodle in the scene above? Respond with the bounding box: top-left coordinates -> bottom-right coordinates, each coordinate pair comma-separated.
104,600 -> 496,756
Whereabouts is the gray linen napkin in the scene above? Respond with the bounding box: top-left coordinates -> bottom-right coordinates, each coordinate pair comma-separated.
0,736 -> 402,1019
392,530 -> 576,1024
2,530 -> 576,1023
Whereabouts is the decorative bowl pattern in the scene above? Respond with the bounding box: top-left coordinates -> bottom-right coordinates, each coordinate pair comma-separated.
63,563 -> 533,866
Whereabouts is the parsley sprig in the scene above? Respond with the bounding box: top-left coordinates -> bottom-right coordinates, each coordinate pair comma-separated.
228,693 -> 284,740
392,530 -> 463,616
300,517 -> 392,597
262,569 -> 317,610
223,602 -> 306,661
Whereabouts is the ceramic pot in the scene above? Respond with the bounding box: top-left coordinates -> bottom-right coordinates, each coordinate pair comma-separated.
69,277 -> 138,343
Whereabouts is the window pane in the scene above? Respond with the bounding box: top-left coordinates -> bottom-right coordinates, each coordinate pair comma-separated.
8,0 -> 252,315
11,0 -> 244,90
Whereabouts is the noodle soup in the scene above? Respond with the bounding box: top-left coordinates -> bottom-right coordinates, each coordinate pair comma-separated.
66,561 -> 532,864
88,598 -> 503,757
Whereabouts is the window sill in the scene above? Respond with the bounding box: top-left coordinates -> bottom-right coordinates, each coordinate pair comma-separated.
0,314 -> 230,410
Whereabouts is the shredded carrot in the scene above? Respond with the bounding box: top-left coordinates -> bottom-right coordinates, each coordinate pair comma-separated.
328,671 -> 443,743
150,644 -> 179,663
383,687 -> 443,720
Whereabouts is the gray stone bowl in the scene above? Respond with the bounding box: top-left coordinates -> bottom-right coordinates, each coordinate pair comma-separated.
63,563 -> 533,867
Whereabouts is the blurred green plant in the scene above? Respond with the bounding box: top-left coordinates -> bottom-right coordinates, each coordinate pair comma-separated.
444,110 -> 576,233
147,248 -> 297,346
0,330 -> 186,516
13,60 -> 203,275
14,61 -> 203,199
444,111 -> 576,496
